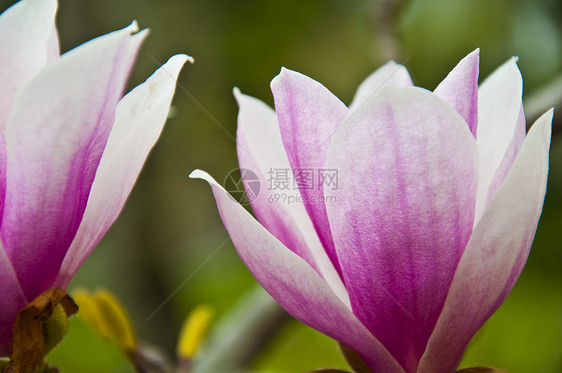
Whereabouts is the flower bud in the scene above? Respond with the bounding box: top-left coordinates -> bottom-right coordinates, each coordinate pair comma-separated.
73,288 -> 136,352
177,305 -> 214,368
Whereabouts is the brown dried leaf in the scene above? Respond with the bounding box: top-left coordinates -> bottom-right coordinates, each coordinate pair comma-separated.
3,288 -> 78,373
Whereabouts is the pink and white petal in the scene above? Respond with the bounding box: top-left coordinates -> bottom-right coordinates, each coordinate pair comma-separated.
434,49 -> 479,138
237,136 -> 319,269
189,170 -> 404,373
475,57 -> 523,223
0,242 -> 27,357
3,23 -> 142,299
0,134 -> 6,222
271,68 -> 350,279
349,61 -> 413,111
485,105 -> 526,205
54,55 -> 189,288
325,87 -> 478,372
0,0 -> 58,131
418,110 -> 552,373
234,89 -> 349,306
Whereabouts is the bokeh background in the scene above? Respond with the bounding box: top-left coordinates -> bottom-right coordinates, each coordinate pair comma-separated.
1,0 -> 562,372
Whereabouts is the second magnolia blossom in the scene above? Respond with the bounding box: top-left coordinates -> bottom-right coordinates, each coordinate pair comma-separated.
0,0 -> 187,355
192,49 -> 552,373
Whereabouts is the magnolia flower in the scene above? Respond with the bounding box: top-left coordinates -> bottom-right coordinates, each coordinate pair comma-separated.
191,49 -> 552,373
0,0 -> 188,355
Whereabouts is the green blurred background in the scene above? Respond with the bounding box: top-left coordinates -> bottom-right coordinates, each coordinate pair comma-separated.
1,0 -> 562,372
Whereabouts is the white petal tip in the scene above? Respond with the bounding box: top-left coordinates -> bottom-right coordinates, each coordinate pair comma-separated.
171,54 -> 191,65
528,109 -> 554,145
537,108 -> 554,124
271,66 -> 293,88
127,20 -> 140,34
189,169 -> 216,185
537,108 -> 554,126
233,87 -> 245,102
468,48 -> 480,57
188,169 -> 203,179
233,87 -> 257,106
279,66 -> 298,77
160,54 -> 191,75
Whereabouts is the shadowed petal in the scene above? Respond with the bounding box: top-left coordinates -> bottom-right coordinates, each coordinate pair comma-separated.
485,106 -> 526,205
349,61 -> 413,111
434,49 -> 479,137
271,68 -> 349,279
189,170 -> 404,373
325,87 -> 477,372
2,23 -> 142,299
418,110 -> 552,373
475,58 -> 523,223
0,242 -> 27,356
54,54 -> 189,288
234,88 -> 348,306
0,0 -> 58,132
